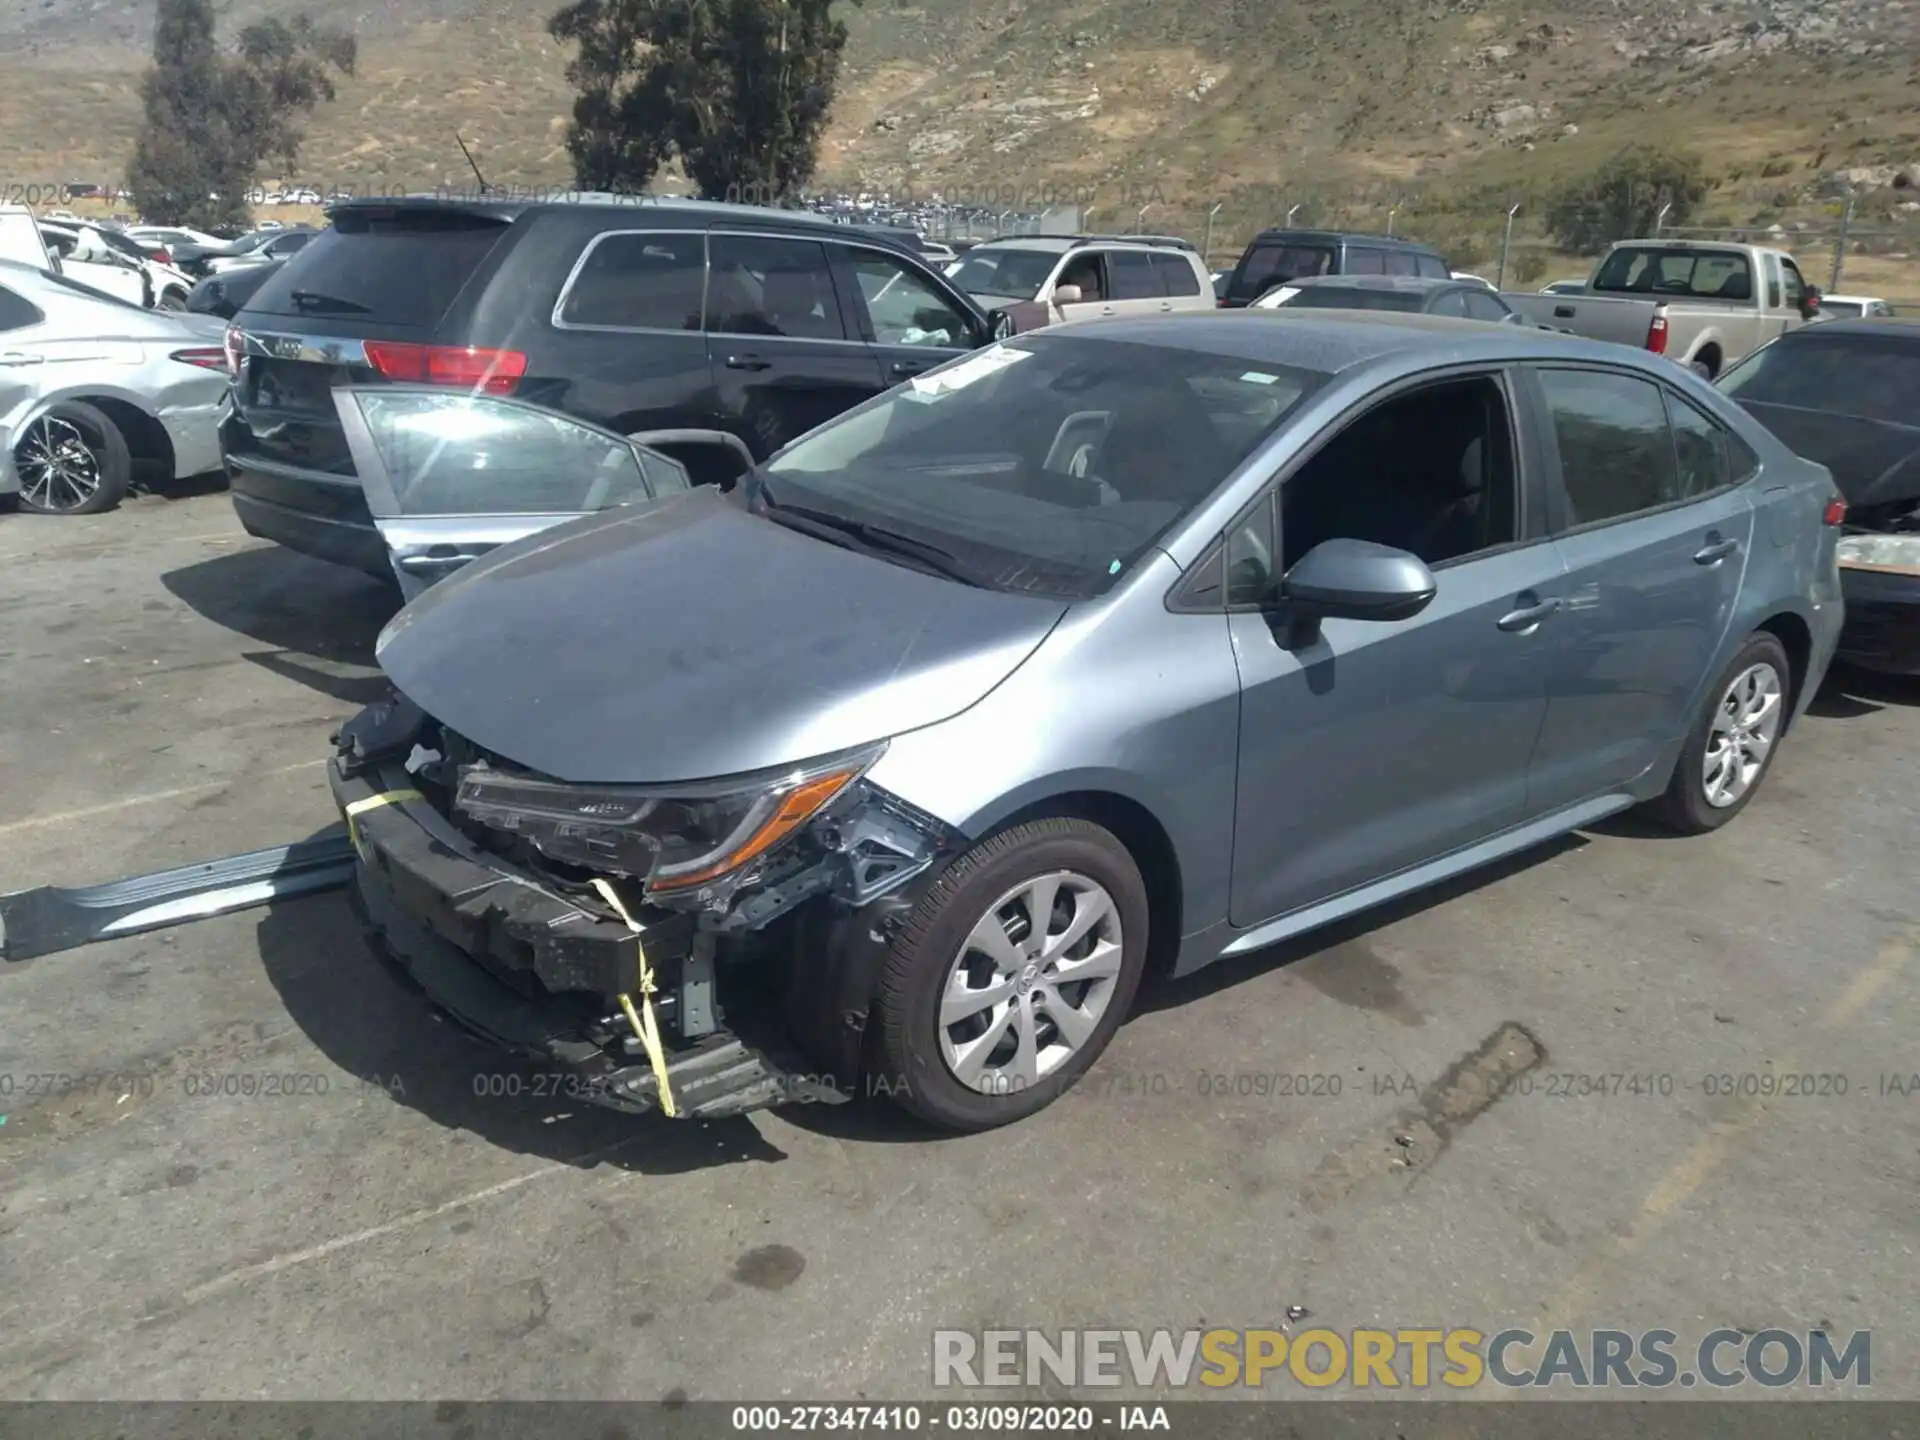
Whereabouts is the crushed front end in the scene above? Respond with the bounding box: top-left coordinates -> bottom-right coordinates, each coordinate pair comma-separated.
1836,495 -> 1920,676
329,691 -> 958,1119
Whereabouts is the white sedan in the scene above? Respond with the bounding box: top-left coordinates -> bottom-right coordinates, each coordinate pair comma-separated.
0,260 -> 231,515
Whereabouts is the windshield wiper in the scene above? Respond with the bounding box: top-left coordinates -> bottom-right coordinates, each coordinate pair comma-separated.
759,492 -> 989,588
289,289 -> 370,314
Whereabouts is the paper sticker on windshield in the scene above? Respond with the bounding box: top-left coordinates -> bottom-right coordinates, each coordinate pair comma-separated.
904,345 -> 1031,402
1240,371 -> 1282,386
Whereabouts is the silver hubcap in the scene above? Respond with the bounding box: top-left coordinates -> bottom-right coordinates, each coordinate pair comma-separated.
1703,662 -> 1783,808
17,415 -> 101,512
938,870 -> 1124,1096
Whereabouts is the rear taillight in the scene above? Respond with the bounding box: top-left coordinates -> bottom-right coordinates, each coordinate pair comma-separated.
1823,497 -> 1848,527
1646,310 -> 1669,355
170,347 -> 229,371
363,340 -> 527,395
224,325 -> 244,380
154,247 -> 173,266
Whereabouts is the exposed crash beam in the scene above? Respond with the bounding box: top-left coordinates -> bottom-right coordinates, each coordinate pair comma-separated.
0,835 -> 356,964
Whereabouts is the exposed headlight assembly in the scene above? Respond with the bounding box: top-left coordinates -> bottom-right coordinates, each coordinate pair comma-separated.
453,744 -> 884,907
1837,533 -> 1920,576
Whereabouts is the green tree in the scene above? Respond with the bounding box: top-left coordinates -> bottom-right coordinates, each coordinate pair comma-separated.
128,0 -> 355,231
1544,145 -> 1712,253
549,0 -> 855,202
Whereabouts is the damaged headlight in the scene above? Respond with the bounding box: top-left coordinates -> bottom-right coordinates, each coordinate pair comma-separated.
453,744 -> 884,906
1837,533 -> 1920,576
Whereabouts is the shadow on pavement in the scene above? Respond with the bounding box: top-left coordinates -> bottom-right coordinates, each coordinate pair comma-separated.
255,884 -> 788,1175
1809,661 -> 1920,718
1138,833 -> 1587,1014
163,543 -> 400,705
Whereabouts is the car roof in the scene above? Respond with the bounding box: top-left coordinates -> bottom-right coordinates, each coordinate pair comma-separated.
1247,228 -> 1441,253
1026,309 -> 1588,373
330,193 -> 885,233
1288,275 -> 1464,293
1818,293 -> 1887,304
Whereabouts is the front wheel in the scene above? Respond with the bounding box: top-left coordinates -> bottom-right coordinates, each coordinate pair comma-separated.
14,402 -> 132,515
1653,632 -> 1791,834
871,818 -> 1151,1131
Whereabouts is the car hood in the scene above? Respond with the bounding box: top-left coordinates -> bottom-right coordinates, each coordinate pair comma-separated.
1736,400 -> 1920,509
374,488 -> 1070,784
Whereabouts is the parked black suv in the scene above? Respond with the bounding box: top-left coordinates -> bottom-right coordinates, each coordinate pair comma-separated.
1218,229 -> 1450,308
220,195 -> 1008,578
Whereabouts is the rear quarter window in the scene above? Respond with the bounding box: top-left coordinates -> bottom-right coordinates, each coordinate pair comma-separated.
0,284 -> 43,331
241,210 -> 511,328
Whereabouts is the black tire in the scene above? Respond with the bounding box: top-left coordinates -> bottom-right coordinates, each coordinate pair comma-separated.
158,287 -> 188,311
1653,631 -> 1792,835
871,818 -> 1151,1132
13,401 -> 132,515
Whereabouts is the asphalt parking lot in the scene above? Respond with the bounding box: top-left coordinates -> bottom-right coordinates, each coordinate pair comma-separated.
2,489 -> 1918,1404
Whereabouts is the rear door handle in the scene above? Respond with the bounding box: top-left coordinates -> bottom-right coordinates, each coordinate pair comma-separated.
889,360 -> 929,376
396,553 -> 484,575
1497,597 -> 1561,633
1694,537 -> 1741,565
0,351 -> 44,366
724,355 -> 771,371
1099,306 -> 1116,316
1553,306 -> 1575,319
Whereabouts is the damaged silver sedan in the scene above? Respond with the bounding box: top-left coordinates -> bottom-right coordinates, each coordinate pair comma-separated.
333,316 -> 1842,1132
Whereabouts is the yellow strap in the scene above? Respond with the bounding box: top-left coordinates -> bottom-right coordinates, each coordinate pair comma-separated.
591,878 -> 678,1119
344,788 -> 423,857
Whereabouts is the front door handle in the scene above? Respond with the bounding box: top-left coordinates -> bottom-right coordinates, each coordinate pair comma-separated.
725,355 -> 772,371
1099,305 -> 1116,316
1497,597 -> 1561,633
0,351 -> 44,366
1694,536 -> 1741,565
889,360 -> 929,376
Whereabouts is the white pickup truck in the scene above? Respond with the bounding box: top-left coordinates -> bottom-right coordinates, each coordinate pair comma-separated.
1502,240 -> 1822,379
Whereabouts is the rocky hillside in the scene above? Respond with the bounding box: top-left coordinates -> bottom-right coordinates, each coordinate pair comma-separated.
1,0 -> 1916,245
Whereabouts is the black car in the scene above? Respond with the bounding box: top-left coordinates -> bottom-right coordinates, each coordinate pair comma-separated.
1218,229 -> 1451,309
1720,318 -> 1920,674
220,195 -> 1011,579
186,257 -> 284,319
1252,274 -> 1528,323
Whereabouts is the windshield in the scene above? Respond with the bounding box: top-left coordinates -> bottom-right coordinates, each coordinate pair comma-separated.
946,248 -> 1062,301
1592,248 -> 1754,301
756,335 -> 1327,600
1229,242 -> 1336,301
1280,287 -> 1425,312
1719,334 -> 1920,427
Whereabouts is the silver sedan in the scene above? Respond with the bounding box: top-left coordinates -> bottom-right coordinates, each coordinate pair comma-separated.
0,260 -> 231,515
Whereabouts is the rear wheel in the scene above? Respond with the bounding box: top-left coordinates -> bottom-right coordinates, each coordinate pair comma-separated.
14,402 -> 131,515
871,818 -> 1150,1131
158,287 -> 188,311
1653,632 -> 1791,834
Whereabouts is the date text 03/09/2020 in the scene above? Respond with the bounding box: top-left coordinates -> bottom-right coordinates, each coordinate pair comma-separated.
730,1406 -> 1171,1433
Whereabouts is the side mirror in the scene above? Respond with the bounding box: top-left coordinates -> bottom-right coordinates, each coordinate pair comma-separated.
987,308 -> 1016,342
1052,284 -> 1084,305
1799,288 -> 1821,320
1278,539 -> 1436,644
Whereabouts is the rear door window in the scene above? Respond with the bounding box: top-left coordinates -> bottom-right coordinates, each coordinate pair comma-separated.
0,284 -> 42,331
1151,252 -> 1202,297
558,231 -> 706,331
242,209 -> 512,328
1386,250 -> 1423,277
1108,250 -> 1159,301
1229,241 -> 1335,300
706,234 -> 847,340
1536,368 -> 1682,526
1345,247 -> 1390,275
1463,291 -> 1513,323
1416,254 -> 1450,279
